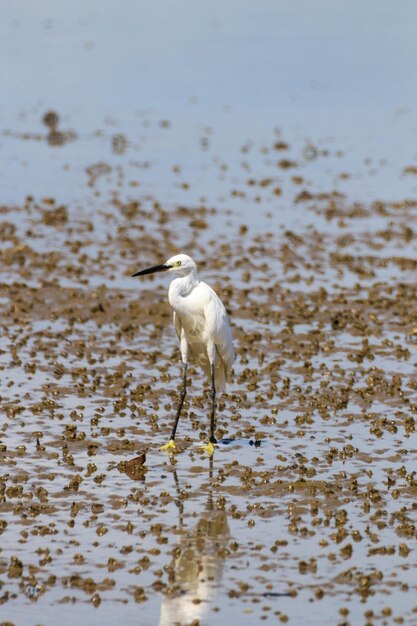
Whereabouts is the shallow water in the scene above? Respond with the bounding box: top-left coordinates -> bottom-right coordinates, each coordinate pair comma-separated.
1,2 -> 417,626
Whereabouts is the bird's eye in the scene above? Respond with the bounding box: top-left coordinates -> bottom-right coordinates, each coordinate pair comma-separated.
175,260 -> 182,267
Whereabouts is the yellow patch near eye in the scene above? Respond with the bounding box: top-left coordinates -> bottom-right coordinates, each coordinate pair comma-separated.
175,261 -> 182,266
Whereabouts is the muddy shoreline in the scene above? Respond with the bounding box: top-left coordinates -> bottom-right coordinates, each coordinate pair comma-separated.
1,116 -> 417,626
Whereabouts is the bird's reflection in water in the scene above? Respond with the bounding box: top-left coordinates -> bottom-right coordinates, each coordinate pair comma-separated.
158,457 -> 229,626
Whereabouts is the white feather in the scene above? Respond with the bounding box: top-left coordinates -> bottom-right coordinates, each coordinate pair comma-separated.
167,255 -> 235,392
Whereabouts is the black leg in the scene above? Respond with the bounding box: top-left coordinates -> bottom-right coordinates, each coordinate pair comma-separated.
209,364 -> 217,444
169,362 -> 188,441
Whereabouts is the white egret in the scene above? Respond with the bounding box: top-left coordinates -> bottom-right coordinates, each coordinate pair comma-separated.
132,253 -> 235,454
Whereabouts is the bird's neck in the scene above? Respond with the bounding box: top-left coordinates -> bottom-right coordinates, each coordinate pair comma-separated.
169,271 -> 199,302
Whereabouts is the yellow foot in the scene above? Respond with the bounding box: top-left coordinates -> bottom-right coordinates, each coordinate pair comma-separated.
201,441 -> 216,456
160,439 -> 176,452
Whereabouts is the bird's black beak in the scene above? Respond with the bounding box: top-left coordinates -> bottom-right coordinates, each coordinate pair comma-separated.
132,264 -> 170,277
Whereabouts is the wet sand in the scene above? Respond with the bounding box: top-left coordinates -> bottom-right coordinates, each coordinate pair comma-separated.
2,1 -> 417,623
1,114 -> 417,626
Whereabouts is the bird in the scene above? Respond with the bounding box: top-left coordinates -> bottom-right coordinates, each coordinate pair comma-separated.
132,253 -> 235,454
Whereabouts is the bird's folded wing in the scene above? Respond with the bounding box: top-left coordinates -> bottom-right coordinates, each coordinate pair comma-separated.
204,295 -> 235,372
